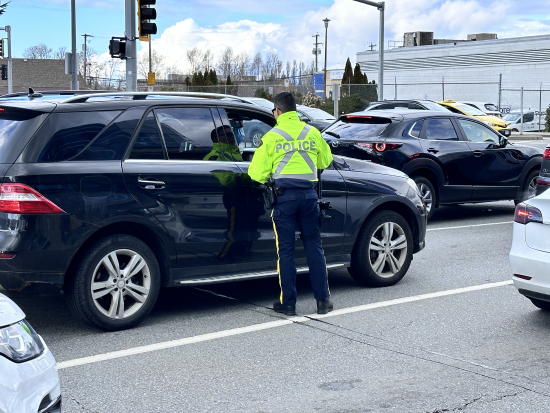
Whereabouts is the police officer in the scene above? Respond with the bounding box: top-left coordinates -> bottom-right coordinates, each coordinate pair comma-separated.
248,92 -> 334,316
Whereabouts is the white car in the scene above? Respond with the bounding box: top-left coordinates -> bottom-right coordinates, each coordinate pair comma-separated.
462,101 -> 502,118
0,293 -> 61,413
509,190 -> 550,310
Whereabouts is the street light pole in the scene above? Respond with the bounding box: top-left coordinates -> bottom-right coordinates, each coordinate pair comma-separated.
352,0 -> 384,100
323,18 -> 330,101
70,0 -> 78,90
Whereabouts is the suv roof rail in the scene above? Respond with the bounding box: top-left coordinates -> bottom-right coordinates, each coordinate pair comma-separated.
0,90 -> 115,98
61,91 -> 255,104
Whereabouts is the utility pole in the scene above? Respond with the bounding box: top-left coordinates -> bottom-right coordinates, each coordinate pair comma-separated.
323,18 -> 330,100
312,33 -> 322,72
125,0 -> 137,92
70,0 -> 78,90
82,34 -> 93,86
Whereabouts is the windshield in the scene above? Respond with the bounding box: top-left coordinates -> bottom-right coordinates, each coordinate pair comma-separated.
503,113 -> 521,122
299,107 -> 335,120
421,102 -> 452,112
455,104 -> 486,116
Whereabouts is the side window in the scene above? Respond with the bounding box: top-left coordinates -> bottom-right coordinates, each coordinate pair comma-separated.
213,108 -> 243,162
222,107 -> 275,151
129,112 -> 165,160
403,120 -> 424,138
425,118 -> 458,141
28,111 -> 120,163
458,119 -> 499,144
155,107 -> 217,161
73,107 -> 143,161
524,112 -> 535,122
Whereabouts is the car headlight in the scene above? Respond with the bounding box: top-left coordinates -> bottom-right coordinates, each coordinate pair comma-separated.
0,319 -> 44,363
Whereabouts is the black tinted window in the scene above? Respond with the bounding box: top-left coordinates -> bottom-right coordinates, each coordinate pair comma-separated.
73,107 -> 143,161
0,108 -> 49,163
156,107 -> 217,160
425,118 -> 458,141
323,116 -> 390,139
403,121 -> 423,138
26,111 -> 119,163
129,112 -> 165,160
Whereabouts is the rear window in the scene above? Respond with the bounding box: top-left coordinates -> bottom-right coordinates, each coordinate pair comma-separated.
323,116 -> 391,139
0,107 -> 49,163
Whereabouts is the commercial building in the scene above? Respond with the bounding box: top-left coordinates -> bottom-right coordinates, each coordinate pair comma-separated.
356,33 -> 550,110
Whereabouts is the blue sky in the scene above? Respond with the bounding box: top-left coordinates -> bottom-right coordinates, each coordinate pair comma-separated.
3,0 -> 550,71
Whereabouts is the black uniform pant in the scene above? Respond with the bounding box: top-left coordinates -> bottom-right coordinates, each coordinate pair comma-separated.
271,188 -> 330,306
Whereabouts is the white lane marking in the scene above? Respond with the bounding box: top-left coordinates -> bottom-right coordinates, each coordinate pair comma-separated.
427,221 -> 512,232
57,280 -> 513,370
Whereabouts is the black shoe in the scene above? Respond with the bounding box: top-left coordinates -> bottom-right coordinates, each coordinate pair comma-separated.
317,299 -> 334,315
273,301 -> 296,316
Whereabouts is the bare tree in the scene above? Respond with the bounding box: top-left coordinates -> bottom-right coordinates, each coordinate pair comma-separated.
53,47 -> 67,60
233,51 -> 250,80
262,52 -> 282,81
218,47 -> 234,78
186,47 -> 202,74
22,44 -> 53,59
201,49 -> 213,72
251,52 -> 263,80
104,59 -> 122,89
138,49 -> 166,79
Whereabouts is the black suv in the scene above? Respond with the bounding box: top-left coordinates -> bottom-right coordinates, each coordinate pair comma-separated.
0,92 -> 426,330
323,111 -> 543,219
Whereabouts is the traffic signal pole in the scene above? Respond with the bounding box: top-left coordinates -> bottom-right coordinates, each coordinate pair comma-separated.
6,25 -> 11,94
125,0 -> 137,92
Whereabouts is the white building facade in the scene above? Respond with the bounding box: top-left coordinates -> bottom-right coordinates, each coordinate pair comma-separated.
356,34 -> 550,112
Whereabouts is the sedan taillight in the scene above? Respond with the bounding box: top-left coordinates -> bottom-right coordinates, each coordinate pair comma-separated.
0,184 -> 66,214
514,203 -> 543,224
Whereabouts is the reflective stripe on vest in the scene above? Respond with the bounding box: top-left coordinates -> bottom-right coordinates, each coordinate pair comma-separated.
271,125 -> 317,181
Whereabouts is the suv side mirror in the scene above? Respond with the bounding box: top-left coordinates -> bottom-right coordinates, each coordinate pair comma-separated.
299,116 -> 310,123
499,136 -> 508,147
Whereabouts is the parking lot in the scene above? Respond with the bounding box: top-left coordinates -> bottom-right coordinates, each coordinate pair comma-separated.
0,138 -> 547,412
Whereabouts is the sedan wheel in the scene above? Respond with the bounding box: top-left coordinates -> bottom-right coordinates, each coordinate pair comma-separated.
348,210 -> 413,287
252,132 -> 263,147
368,222 -> 408,278
66,234 -> 160,331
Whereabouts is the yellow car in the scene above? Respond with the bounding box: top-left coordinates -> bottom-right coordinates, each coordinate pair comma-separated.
438,99 -> 510,132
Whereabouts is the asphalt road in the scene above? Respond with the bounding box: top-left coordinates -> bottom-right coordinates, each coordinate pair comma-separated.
4,139 -> 550,413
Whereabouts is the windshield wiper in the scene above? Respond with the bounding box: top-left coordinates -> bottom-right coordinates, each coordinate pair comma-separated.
325,131 -> 341,139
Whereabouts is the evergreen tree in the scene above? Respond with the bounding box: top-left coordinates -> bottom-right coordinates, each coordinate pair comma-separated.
209,69 -> 218,85
226,75 -> 232,85
351,63 -> 365,84
343,58 -> 353,84
185,76 -> 191,87
545,105 -> 550,132
197,71 -> 204,86
191,73 -> 198,86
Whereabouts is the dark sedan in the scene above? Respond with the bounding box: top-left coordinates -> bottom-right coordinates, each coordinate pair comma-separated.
323,111 -> 543,219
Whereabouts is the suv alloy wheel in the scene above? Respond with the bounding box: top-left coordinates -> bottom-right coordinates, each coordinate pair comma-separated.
65,235 -> 161,330
413,176 -> 436,220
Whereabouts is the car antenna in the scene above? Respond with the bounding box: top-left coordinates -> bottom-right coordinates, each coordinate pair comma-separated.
28,88 -> 43,99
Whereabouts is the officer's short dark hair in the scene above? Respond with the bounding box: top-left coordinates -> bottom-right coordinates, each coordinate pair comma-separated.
274,92 -> 296,114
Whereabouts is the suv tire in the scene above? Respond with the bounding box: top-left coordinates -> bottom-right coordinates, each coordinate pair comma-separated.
412,176 -> 436,220
514,169 -> 539,205
65,234 -> 161,331
348,210 -> 413,287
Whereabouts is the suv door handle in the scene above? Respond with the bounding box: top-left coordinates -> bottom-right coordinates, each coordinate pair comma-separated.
473,151 -> 483,157
138,177 -> 166,189
427,148 -> 439,154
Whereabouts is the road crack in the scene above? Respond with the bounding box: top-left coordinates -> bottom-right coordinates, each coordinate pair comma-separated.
429,390 -> 525,412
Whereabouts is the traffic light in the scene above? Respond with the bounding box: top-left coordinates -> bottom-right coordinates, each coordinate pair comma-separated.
138,0 -> 157,42
109,38 -> 127,60
0,40 -> 4,58
1,65 -> 7,81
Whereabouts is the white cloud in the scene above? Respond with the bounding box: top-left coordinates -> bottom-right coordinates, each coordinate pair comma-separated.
133,0 -> 540,74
